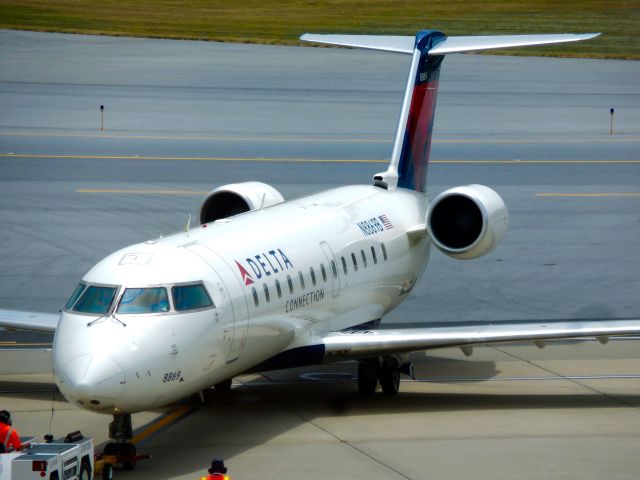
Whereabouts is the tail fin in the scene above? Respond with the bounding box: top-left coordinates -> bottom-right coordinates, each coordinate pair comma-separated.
301,32 -> 599,192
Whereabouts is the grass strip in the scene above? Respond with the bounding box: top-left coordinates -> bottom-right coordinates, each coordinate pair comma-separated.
0,0 -> 638,59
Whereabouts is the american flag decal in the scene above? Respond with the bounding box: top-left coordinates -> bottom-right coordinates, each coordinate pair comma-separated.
379,214 -> 393,230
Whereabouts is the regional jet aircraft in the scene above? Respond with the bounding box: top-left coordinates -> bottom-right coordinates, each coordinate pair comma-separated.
2,30 -> 638,460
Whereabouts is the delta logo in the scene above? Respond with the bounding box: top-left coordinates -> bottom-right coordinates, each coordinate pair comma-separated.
235,248 -> 293,286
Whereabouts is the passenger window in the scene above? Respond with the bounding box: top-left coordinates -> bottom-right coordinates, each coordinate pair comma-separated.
171,284 -> 213,311
73,285 -> 117,315
263,284 -> 270,303
310,267 -> 317,286
351,252 -> 358,272
320,264 -> 327,282
331,260 -> 338,279
119,287 -> 170,314
298,271 -> 305,290
361,250 -> 367,268
341,257 -> 348,275
275,279 -> 282,298
252,287 -> 259,307
65,283 -> 86,310
371,246 -> 378,265
381,243 -> 388,261
287,275 -> 294,294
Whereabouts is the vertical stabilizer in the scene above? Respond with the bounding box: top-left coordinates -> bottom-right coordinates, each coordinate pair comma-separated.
391,30 -> 446,192
300,31 -> 599,191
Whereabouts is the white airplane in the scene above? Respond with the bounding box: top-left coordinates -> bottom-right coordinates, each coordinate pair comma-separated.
2,30 -> 639,461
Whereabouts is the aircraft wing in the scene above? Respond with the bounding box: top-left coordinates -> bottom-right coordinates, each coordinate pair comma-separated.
0,309 -> 59,333
322,318 -> 640,361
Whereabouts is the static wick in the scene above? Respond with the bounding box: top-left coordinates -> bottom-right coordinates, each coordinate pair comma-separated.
100,105 -> 105,131
610,107 -> 615,135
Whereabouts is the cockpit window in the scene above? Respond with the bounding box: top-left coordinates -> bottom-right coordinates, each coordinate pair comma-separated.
172,284 -> 213,311
72,285 -> 117,314
65,283 -> 86,310
117,287 -> 170,314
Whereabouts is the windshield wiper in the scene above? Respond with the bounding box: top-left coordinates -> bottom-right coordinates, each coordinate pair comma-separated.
86,312 -> 127,328
111,313 -> 127,328
86,313 -> 108,327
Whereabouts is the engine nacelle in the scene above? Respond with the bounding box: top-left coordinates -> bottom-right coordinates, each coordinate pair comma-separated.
427,184 -> 508,260
199,181 -> 285,224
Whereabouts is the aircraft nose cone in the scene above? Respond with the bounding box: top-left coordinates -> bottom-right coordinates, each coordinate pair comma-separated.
59,354 -> 125,407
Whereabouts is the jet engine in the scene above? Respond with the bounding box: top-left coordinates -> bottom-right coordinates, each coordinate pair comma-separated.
199,181 -> 285,224
426,184 -> 508,260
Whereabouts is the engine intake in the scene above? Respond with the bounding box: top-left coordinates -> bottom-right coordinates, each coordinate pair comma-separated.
200,181 -> 284,224
427,184 -> 508,260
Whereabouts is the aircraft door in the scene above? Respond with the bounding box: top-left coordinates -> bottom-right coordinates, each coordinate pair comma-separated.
320,241 -> 340,298
185,244 -> 249,363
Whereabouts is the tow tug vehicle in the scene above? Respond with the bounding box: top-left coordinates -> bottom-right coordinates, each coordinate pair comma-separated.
0,431 -> 147,479
0,431 -> 93,480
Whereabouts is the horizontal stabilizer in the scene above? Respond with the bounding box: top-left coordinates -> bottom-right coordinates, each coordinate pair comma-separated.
300,34 -> 414,53
430,33 -> 600,54
300,33 -> 600,55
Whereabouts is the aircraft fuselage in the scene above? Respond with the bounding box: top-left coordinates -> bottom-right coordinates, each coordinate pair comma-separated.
53,185 -> 430,413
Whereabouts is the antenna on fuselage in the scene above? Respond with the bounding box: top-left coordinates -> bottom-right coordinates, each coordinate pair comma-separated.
184,214 -> 191,233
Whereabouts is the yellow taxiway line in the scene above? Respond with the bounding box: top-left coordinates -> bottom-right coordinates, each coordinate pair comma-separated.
131,405 -> 195,445
3,153 -> 640,164
1,130 -> 638,144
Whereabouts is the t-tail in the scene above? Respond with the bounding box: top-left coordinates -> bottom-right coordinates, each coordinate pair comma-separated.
301,31 -> 599,192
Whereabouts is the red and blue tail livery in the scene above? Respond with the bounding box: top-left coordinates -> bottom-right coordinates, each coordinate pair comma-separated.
396,30 -> 446,192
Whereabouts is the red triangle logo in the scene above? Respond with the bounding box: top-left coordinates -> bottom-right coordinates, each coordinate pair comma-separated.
235,260 -> 254,286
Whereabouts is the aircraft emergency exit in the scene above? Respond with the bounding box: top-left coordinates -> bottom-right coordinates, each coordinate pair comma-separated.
2,30 -> 638,459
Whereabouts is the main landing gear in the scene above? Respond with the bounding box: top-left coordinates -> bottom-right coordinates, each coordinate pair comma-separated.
357,356 -> 413,396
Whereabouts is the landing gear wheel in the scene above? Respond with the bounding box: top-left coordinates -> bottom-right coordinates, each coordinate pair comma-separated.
104,442 -> 137,470
380,358 -> 400,396
357,362 -> 378,396
215,378 -> 233,392
122,443 -> 137,470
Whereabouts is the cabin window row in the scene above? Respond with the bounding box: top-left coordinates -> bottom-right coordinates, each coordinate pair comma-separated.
251,261 -> 334,307
250,242 -> 388,307
340,243 -> 388,275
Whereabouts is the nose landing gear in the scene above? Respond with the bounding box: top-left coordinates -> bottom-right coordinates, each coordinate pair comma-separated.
357,357 -> 413,396
103,413 -> 138,470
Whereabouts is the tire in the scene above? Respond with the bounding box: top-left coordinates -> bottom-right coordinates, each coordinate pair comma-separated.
103,443 -> 117,456
78,460 -> 91,480
357,362 -> 378,396
122,442 -> 137,471
104,441 -> 137,470
102,463 -> 114,480
79,458 -> 92,480
380,359 -> 400,396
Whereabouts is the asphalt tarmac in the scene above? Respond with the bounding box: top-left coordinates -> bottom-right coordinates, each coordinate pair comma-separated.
1,30 -> 639,479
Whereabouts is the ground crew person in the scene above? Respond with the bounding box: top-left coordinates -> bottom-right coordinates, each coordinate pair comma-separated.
0,410 -> 30,453
200,458 -> 231,480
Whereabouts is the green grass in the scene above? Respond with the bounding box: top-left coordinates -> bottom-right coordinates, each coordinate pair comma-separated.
0,0 -> 638,58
